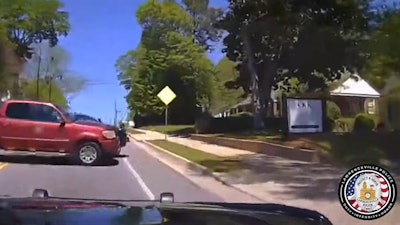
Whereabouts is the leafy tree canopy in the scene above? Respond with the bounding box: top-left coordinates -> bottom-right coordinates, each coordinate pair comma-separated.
24,41 -> 87,101
116,0 -> 216,124
181,0 -> 223,51
216,0 -> 390,128
218,0 -> 374,92
0,27 -> 15,92
21,78 -> 68,108
0,0 -> 70,59
211,57 -> 245,114
363,12 -> 400,90
0,22 -> 22,96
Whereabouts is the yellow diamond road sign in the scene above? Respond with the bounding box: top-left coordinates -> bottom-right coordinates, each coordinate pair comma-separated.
157,86 -> 176,106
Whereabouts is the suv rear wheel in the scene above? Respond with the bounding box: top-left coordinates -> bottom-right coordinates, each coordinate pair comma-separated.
75,142 -> 102,166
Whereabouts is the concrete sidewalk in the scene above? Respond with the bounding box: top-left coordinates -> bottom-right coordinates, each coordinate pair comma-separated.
133,129 -> 255,157
131,129 -> 400,225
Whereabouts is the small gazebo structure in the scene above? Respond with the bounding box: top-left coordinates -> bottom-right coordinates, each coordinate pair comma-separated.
329,74 -> 380,117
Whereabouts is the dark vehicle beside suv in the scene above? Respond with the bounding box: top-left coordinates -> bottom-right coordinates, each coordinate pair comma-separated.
68,112 -> 129,147
0,99 -> 122,165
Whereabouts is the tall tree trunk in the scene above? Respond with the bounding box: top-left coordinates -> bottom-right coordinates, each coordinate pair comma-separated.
241,29 -> 265,130
260,63 -> 276,118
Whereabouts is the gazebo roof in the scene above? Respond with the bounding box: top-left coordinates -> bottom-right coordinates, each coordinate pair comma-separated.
330,74 -> 380,98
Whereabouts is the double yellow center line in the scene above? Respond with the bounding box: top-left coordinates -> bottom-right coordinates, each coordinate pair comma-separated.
0,163 -> 9,171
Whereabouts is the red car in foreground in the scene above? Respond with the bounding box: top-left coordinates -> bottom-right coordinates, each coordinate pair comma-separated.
0,99 -> 122,165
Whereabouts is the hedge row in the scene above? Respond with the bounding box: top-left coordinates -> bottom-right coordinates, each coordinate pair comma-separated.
194,112 -> 284,134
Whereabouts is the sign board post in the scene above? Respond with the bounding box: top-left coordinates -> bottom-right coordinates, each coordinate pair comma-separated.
157,86 -> 177,140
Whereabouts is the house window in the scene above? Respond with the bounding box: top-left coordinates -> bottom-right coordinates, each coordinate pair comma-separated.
366,99 -> 376,115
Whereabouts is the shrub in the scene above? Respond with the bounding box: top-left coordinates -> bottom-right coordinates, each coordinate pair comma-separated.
213,113 -> 253,132
194,112 -> 214,134
264,117 -> 284,130
195,112 -> 285,134
195,112 -> 254,134
335,117 -> 355,132
326,100 -> 341,120
380,95 -> 400,130
353,113 -> 375,132
324,117 -> 335,132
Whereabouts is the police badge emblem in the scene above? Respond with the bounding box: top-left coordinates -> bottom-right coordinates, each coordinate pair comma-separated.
338,164 -> 397,220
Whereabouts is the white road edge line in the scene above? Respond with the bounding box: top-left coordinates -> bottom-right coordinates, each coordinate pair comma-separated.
123,158 -> 155,200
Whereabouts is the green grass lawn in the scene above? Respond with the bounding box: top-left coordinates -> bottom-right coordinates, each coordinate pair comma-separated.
200,130 -> 398,168
148,140 -> 243,173
141,124 -> 398,168
141,124 -> 282,140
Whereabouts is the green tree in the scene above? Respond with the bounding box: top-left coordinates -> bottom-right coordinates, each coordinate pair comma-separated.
211,57 -> 245,114
116,0 -> 216,124
217,0 -> 381,129
363,12 -> 400,90
0,0 -> 70,59
116,47 -> 162,116
21,78 -> 68,108
115,50 -> 135,91
24,41 -> 87,101
0,22 -> 22,98
181,0 -> 223,51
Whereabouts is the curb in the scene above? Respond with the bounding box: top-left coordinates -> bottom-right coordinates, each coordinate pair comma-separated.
190,134 -> 336,164
128,133 -> 266,202
129,129 -> 339,166
144,139 -> 211,172
132,128 -> 327,163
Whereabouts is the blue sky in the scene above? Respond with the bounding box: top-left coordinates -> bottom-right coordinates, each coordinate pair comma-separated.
58,0 -> 226,124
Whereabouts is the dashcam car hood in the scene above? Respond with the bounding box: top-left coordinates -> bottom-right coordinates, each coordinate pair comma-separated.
0,198 -> 333,225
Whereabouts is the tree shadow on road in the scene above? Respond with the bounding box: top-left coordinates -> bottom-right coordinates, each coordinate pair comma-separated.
185,158 -> 243,178
0,155 -> 123,166
215,154 -> 346,201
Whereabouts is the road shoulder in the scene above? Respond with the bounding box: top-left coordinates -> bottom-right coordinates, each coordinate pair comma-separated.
127,136 -> 263,203
129,133 -> 400,225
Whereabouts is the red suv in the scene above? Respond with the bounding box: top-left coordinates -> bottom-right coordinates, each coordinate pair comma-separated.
0,99 -> 121,165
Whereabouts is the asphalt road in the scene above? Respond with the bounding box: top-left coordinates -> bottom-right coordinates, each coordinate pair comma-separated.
0,140 -> 224,202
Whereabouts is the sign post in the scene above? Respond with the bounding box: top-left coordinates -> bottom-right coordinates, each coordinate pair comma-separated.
157,86 -> 176,140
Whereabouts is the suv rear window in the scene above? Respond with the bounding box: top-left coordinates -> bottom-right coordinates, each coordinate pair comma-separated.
5,103 -> 30,119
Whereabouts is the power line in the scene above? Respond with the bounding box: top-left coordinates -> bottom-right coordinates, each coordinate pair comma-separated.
83,78 -> 131,87
83,82 -> 122,86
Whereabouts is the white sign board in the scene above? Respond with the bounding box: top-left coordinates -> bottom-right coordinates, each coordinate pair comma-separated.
286,98 -> 323,133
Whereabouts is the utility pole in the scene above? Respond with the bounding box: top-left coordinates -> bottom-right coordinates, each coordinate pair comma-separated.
36,47 -> 42,100
48,74 -> 62,101
48,79 -> 52,101
45,57 -> 55,101
113,100 -> 120,127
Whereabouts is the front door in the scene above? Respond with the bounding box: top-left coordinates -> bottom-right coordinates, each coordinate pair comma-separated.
28,103 -> 70,152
